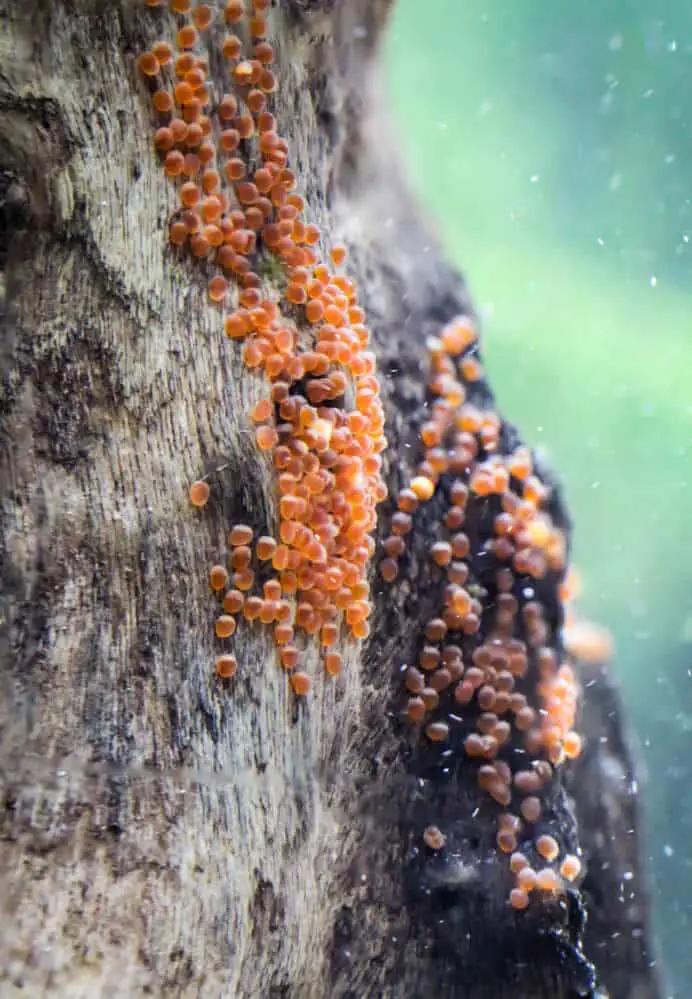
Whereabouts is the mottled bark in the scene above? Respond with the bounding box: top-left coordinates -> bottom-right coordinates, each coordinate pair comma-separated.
0,1 -> 663,997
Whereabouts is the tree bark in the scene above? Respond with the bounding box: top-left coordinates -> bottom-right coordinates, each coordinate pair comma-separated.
0,1 -> 664,997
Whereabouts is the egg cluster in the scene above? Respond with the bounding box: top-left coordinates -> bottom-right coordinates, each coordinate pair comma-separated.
138,0 -> 387,694
383,316 -> 584,909
138,0 -> 587,913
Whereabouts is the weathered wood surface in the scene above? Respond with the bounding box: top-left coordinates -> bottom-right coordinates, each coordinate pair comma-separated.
0,0 -> 664,996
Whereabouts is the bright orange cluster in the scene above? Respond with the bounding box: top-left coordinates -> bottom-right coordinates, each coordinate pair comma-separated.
139,0 -> 586,908
381,314 -> 584,908
139,0 -> 387,692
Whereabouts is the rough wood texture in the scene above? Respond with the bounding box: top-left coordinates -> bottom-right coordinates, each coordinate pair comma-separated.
0,1 -> 664,997
568,663 -> 663,999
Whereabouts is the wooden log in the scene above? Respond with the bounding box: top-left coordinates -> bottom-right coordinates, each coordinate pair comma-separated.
0,1 -> 663,996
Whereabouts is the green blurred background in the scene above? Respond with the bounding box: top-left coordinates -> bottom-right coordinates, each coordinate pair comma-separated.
386,1 -> 692,994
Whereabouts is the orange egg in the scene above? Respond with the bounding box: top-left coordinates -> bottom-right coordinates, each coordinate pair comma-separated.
190,480 -> 210,507
216,654 -> 238,679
